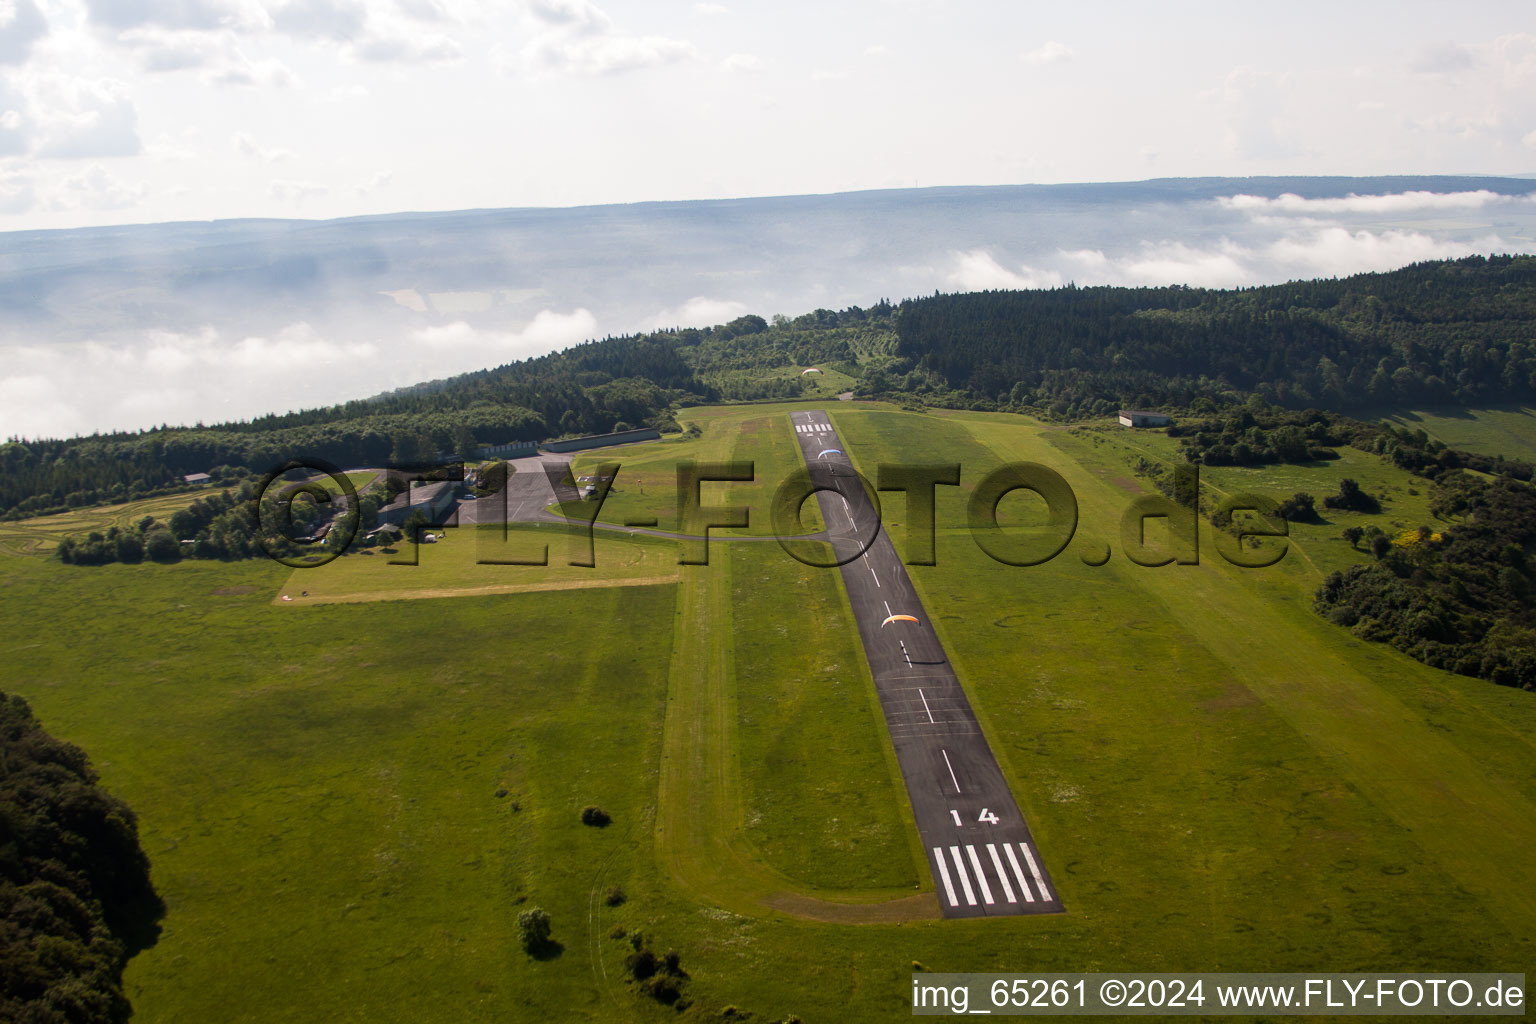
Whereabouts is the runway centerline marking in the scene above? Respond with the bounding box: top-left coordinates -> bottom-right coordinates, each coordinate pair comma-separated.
941,748 -> 961,793
918,687 -> 935,723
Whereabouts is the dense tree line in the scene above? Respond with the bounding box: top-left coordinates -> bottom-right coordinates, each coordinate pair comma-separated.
0,692 -> 164,1023
889,255 -> 1536,413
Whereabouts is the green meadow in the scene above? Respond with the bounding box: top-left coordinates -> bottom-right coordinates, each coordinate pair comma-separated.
1,402 -> 1533,1022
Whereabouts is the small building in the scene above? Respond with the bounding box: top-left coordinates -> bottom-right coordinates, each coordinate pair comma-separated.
183,472 -> 213,485
377,479 -> 457,526
541,428 -> 661,454
1118,410 -> 1173,428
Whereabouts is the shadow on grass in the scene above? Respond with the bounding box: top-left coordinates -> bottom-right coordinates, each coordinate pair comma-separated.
527,939 -> 565,961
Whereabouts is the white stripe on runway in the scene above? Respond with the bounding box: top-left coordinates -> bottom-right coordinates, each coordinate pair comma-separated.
918,688 -> 935,723
868,560 -> 880,586
965,845 -> 995,905
932,847 -> 959,907
1020,843 -> 1051,900
1003,843 -> 1035,902
948,846 -> 976,906
941,748 -> 961,793
986,844 -> 1017,903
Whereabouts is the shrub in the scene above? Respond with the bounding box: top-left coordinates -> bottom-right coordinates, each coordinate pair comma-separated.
625,949 -> 658,980
603,885 -> 625,906
516,907 -> 552,955
643,976 -> 681,1004
1275,492 -> 1318,522
579,806 -> 611,827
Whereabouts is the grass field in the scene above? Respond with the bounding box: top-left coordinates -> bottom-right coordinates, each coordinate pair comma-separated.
560,403 -> 827,538
2,403 -> 1534,1022
1379,404 -> 1536,461
276,523 -> 680,605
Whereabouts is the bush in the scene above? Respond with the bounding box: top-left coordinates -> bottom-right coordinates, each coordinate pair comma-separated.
1275,492 -> 1318,522
624,949 -> 658,980
516,907 -> 552,955
144,528 -> 181,562
603,885 -> 625,906
642,976 -> 681,1004
1324,478 -> 1381,513
580,806 -> 611,827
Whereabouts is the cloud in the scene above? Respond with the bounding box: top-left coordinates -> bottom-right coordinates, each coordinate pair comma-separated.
0,310 -> 607,438
233,131 -> 293,161
350,31 -> 461,63
1212,65 -> 1301,161
207,50 -> 296,86
718,52 -> 760,72
269,0 -> 367,41
395,0 -> 451,20
1525,129 -> 1536,149
82,0 -> 269,32
948,225 -> 1536,294
1218,189 -> 1527,216
650,296 -> 747,329
0,0 -> 47,65
520,0 -> 695,75
947,251 -> 1063,291
1022,41 -> 1072,65
354,169 -> 392,195
268,178 -> 327,201
527,0 -> 610,34
46,163 -> 147,212
24,74 -> 142,159
692,2 -> 726,13
525,32 -> 695,75
1410,42 -> 1475,75
411,309 -> 599,364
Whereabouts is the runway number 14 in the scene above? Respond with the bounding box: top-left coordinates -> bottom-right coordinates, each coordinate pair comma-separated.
951,809 -> 1001,826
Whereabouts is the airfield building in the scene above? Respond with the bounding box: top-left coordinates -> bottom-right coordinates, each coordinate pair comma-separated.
1118,410 -> 1173,428
378,480 -> 457,526
541,428 -> 661,453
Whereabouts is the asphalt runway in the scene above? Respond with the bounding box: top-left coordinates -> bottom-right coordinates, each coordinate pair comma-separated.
789,410 -> 1062,918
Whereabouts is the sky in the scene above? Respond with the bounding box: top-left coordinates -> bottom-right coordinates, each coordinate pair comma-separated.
0,0 -> 1534,230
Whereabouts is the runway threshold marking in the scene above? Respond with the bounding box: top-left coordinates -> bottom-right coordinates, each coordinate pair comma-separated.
966,845 -> 995,905
948,847 -> 977,906
1004,844 -> 1036,903
932,848 -> 959,907
1021,844 -> 1052,900
987,844 -> 1018,904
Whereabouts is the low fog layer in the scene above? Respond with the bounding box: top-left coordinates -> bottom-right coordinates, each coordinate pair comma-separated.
3,175 -> 1535,439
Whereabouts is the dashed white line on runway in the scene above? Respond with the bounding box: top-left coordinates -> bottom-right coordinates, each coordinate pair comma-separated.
941,748 -> 961,793
918,688 -> 935,723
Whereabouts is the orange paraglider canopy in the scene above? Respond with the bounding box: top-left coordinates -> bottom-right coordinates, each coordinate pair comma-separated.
880,614 -> 918,627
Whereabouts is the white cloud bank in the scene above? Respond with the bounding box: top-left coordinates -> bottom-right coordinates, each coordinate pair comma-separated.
0,310 -> 600,439
951,228 -> 1533,293
948,190 -> 1536,293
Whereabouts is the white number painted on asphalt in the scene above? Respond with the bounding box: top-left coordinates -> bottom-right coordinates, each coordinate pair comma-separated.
950,809 -> 962,826
977,808 -> 1000,825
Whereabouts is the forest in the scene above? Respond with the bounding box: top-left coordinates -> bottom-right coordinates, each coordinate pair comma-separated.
0,692 -> 164,1023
